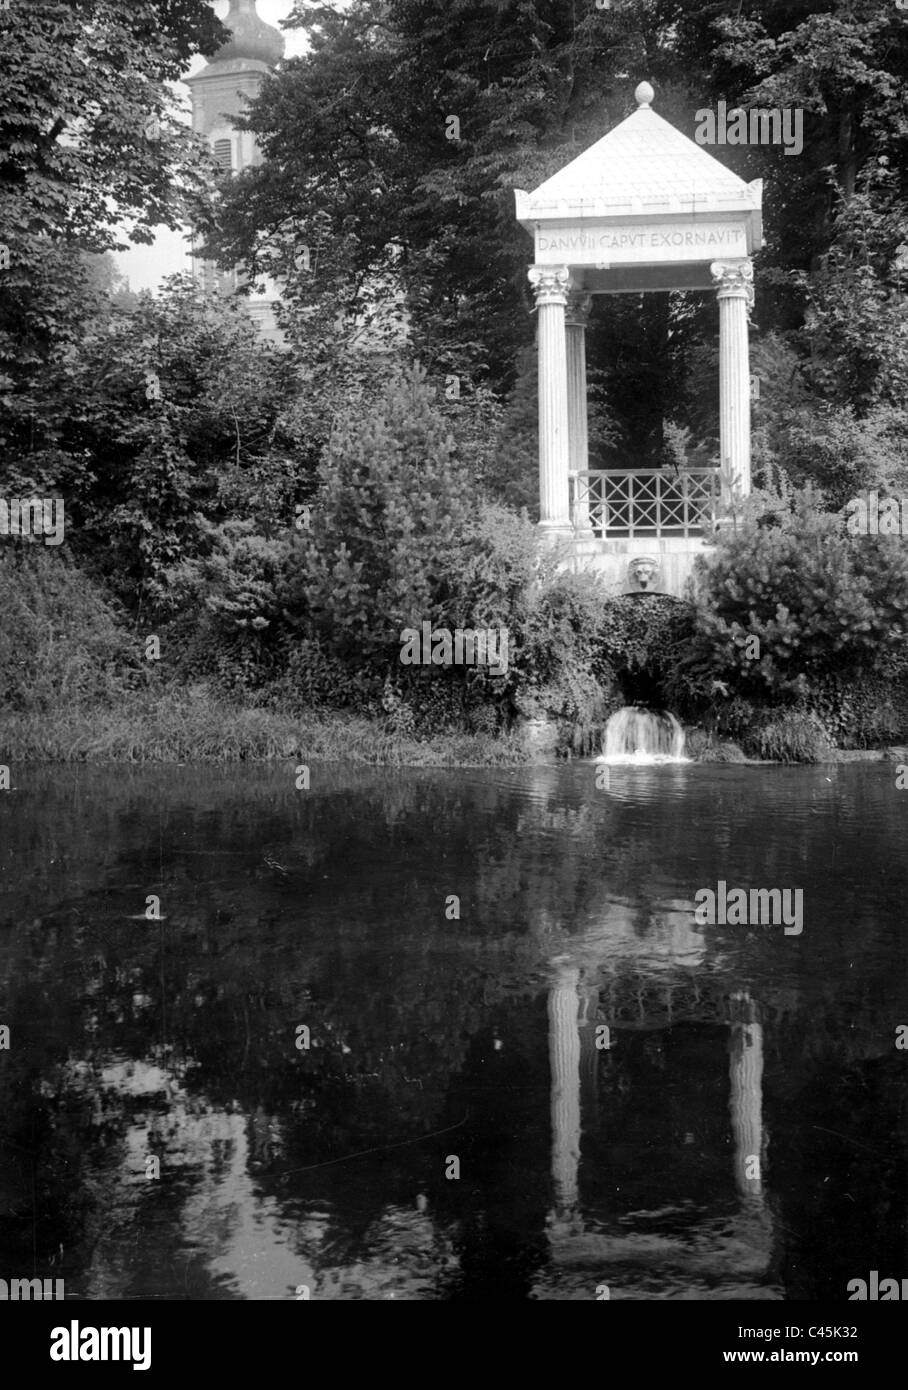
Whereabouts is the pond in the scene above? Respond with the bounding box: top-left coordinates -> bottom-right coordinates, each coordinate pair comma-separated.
0,762 -> 905,1301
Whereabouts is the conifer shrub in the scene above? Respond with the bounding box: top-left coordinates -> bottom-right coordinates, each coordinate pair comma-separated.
284,363 -> 481,662
0,547 -> 138,711
274,364 -> 542,725
684,487 -> 908,702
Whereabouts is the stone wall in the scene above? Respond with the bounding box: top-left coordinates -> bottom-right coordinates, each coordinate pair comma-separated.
572,534 -> 715,599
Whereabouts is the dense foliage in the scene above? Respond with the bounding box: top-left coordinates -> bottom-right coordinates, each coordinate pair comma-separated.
205,0 -> 908,473
0,547 -> 139,713
683,489 -> 908,700
0,1 -> 226,452
3,1 -> 908,762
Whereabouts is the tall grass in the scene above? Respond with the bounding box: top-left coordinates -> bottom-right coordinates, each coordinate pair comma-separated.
0,547 -> 139,711
0,550 -> 529,765
744,709 -> 834,764
0,691 -> 530,766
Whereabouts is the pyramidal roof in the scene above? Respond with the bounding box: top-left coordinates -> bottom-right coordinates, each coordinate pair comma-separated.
516,83 -> 762,226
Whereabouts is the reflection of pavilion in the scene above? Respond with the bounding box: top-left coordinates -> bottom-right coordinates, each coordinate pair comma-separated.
542,960 -> 777,1299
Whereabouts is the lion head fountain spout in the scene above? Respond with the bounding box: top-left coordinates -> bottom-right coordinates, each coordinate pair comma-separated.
627,556 -> 661,592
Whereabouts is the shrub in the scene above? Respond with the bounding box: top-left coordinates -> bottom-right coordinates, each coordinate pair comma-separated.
780,404 -> 908,513
743,709 -> 834,764
512,585 -> 696,751
685,486 -> 908,702
0,548 -> 138,711
285,362 -> 479,661
685,730 -> 747,763
512,566 -> 615,747
808,670 -> 908,749
265,638 -> 384,715
274,365 -> 545,726
597,593 -> 695,700
161,519 -> 290,692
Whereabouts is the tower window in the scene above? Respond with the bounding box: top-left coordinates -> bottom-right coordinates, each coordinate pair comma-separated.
212,138 -> 233,172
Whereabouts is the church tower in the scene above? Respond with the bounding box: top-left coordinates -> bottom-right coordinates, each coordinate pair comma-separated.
185,0 -> 285,340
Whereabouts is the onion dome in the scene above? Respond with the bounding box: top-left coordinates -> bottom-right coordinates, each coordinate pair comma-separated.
214,0 -> 285,68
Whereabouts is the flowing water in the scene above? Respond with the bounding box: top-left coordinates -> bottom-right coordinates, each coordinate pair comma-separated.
0,762 -> 905,1300
600,706 -> 688,763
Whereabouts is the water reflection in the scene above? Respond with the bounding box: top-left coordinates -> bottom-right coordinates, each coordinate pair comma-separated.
540,962 -> 775,1299
548,962 -> 581,1219
0,763 -> 905,1299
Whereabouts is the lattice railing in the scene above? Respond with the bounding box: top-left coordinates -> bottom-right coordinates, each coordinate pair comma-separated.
571,468 -> 720,538
596,976 -> 731,1031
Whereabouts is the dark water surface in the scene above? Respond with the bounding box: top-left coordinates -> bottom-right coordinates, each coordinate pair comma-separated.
1,762 -> 906,1301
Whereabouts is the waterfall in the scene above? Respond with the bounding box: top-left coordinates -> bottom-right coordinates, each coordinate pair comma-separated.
598,707 -> 688,763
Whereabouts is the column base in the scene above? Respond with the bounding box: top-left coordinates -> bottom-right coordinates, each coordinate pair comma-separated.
537,521 -> 575,539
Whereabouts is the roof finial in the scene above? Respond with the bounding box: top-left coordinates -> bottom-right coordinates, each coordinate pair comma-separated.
635,81 -> 655,109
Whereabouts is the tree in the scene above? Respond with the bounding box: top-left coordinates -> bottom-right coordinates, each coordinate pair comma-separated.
201,0 -> 685,391
22,277 -> 308,613
0,0 -> 227,452
204,0 -> 908,495
284,362 -> 481,660
0,0 -> 224,248
705,3 -> 908,358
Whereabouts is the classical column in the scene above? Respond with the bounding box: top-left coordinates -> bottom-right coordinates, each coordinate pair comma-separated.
529,266 -> 572,535
566,290 -> 593,535
710,259 -> 754,506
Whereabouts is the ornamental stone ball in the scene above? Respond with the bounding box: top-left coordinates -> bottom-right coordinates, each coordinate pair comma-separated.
635,81 -> 655,109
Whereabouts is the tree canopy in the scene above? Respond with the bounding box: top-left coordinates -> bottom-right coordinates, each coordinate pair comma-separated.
0,0 -> 227,446
202,0 -> 908,459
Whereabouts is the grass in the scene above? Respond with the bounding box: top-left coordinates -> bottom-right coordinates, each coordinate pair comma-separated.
684,730 -> 748,763
0,690 -> 531,767
744,709 -> 835,765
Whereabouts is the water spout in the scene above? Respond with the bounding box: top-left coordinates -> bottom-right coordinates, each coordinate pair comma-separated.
597,707 -> 688,764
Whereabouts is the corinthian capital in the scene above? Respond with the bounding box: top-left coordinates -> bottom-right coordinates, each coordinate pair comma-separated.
710,258 -> 755,308
565,290 -> 593,328
528,265 -> 571,307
